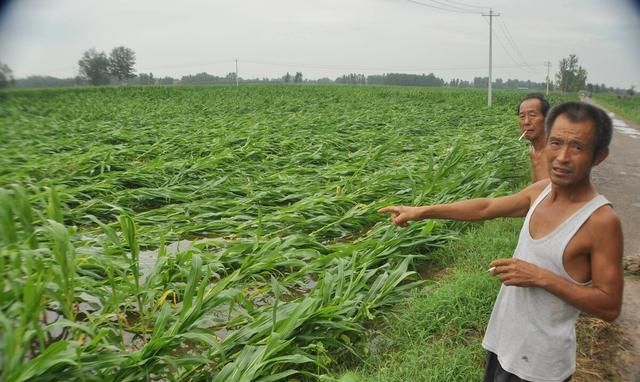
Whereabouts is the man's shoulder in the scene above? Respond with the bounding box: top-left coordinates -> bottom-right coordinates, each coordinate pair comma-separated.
584,202 -> 622,239
588,202 -> 620,227
524,179 -> 551,200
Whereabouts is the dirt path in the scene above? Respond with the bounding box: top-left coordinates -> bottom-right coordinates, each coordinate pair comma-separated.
588,100 -> 640,382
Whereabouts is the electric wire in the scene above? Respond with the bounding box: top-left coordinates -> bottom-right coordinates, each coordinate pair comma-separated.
242,58 -> 544,73
496,17 -> 535,70
424,0 -> 484,13
482,17 -> 535,74
442,0 -> 488,10
405,0 -> 481,14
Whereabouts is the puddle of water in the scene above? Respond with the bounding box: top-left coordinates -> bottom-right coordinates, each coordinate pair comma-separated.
281,278 -> 317,302
122,331 -> 149,351
44,309 -> 64,340
41,238 -> 322,353
78,292 -> 103,315
607,112 -> 640,139
214,327 -> 228,340
139,239 -> 211,282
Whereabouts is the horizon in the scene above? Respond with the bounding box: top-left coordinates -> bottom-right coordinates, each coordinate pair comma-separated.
1,0 -> 639,88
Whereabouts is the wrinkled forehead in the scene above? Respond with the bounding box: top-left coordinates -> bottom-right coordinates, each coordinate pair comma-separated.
549,114 -> 597,144
519,98 -> 542,113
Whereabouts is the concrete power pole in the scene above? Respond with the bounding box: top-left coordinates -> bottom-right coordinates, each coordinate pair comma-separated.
483,9 -> 499,107
235,58 -> 239,88
545,61 -> 551,96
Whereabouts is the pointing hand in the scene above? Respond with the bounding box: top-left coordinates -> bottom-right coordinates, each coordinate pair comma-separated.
378,205 -> 422,227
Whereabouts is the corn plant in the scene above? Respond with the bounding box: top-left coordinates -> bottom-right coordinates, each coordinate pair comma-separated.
0,85 -> 574,381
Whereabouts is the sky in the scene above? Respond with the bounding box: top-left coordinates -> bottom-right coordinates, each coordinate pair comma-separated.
0,0 -> 639,88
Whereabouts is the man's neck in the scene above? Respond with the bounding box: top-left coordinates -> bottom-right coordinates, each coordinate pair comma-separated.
530,136 -> 546,153
549,177 -> 597,203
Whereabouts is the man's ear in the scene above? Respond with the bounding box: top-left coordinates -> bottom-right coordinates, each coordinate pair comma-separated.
593,147 -> 609,166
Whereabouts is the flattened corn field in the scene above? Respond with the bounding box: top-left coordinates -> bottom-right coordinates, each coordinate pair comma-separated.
1,85 -> 549,381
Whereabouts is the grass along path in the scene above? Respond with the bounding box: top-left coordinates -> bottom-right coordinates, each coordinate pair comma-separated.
338,217 -> 622,382
338,218 -> 520,382
590,94 -> 640,125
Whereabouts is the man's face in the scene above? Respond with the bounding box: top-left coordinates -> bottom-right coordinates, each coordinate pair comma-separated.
545,115 -> 600,186
518,99 -> 545,141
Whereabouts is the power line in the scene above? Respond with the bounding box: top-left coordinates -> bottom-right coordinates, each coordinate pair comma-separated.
496,17 -> 534,70
241,58 -> 544,73
405,0 -> 481,14
424,0 -> 484,13
482,17 -> 534,74
139,59 -> 234,72
442,0 -> 488,10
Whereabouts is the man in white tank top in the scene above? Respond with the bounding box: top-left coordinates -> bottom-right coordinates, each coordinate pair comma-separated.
380,102 -> 624,382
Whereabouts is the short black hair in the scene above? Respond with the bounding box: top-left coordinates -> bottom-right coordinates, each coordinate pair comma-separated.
517,93 -> 550,117
545,101 -> 612,155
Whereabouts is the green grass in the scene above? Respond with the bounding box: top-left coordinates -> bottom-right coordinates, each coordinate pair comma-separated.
340,218 -> 523,382
591,94 -> 640,125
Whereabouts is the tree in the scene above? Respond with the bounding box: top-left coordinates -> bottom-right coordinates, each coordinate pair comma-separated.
0,61 -> 15,88
473,76 -> 489,88
158,76 -> 175,85
78,48 -> 111,85
294,72 -> 303,83
109,46 -> 136,81
555,54 -> 587,93
283,72 -> 291,83
181,72 -> 221,84
138,72 -> 155,85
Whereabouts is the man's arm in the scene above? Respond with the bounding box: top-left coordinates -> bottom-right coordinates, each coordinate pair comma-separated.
379,180 -> 548,227
490,207 -> 624,322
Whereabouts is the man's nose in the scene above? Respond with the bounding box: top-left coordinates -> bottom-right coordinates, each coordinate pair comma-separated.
557,145 -> 570,161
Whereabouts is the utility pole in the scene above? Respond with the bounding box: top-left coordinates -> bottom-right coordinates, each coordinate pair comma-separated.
545,61 -> 551,96
482,8 -> 499,107
235,58 -> 239,88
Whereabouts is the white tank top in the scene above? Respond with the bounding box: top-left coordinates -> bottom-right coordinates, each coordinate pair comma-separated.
482,184 -> 611,382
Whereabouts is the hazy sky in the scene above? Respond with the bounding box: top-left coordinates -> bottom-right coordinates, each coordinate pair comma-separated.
1,0 -> 639,88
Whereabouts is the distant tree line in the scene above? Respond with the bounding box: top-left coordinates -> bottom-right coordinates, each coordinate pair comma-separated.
180,72 -> 236,85
367,73 -> 445,87
76,46 -> 136,85
461,77 -> 547,89
1,53 -> 636,96
13,76 -> 76,88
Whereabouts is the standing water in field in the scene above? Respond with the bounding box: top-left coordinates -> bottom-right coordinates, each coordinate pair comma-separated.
139,239 -> 200,282
1,85 -> 549,381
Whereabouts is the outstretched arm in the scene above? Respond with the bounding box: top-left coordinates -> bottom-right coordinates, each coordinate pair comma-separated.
379,180 -> 548,226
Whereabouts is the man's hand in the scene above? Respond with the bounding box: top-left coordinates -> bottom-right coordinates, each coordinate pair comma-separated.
489,258 -> 550,287
378,205 -> 423,227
